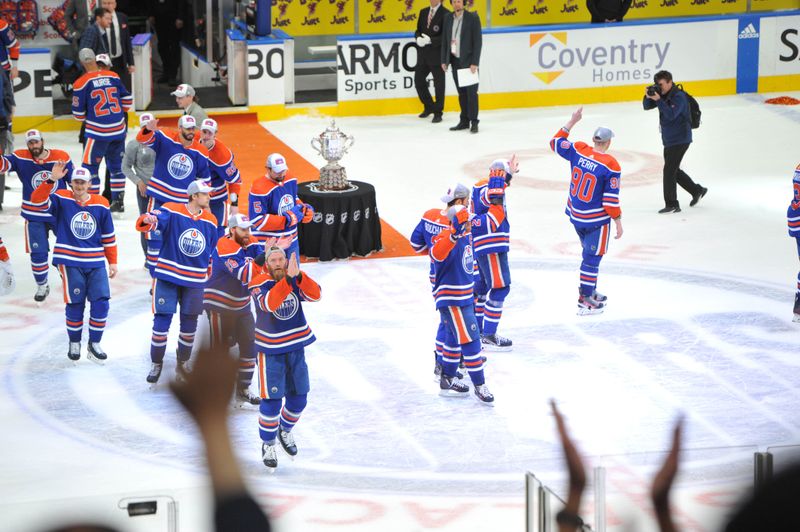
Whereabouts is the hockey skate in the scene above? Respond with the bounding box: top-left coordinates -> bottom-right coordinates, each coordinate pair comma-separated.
592,290 -> 608,303
109,192 -> 125,214
473,384 -> 495,406
175,360 -> 190,383
439,373 -> 469,397
577,293 -> 605,316
481,333 -> 513,352
235,386 -> 261,408
87,342 -> 107,365
433,361 -> 463,382
793,293 -> 800,323
67,342 -> 81,362
146,363 -> 163,384
262,442 -> 278,472
34,283 -> 49,303
278,430 -> 298,459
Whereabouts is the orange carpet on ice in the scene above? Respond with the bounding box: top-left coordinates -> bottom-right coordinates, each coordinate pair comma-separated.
159,113 -> 415,259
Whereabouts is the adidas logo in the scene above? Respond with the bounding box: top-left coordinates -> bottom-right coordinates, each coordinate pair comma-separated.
738,23 -> 759,39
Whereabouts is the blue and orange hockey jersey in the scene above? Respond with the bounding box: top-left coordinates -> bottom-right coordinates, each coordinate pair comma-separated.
136,202 -> 218,287
248,176 -> 303,243
0,19 -> 19,71
789,164 -> 800,238
29,181 -> 117,268
205,139 -> 241,203
71,70 -> 132,141
249,270 -> 321,355
4,149 -> 74,222
430,228 -> 475,310
550,128 -> 622,229
410,207 -> 450,285
204,236 -> 261,314
471,178 -> 510,256
136,128 -> 210,204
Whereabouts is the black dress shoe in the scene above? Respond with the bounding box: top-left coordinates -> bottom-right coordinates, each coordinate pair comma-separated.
450,122 -> 469,131
658,206 -> 682,214
419,110 -> 432,118
470,123 -> 479,133
432,115 -> 442,123
690,186 -> 708,207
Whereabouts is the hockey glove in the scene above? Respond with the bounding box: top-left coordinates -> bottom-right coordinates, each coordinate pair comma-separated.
301,203 -> 315,223
283,210 -> 299,228
0,260 -> 15,296
447,205 -> 471,239
487,174 -> 506,204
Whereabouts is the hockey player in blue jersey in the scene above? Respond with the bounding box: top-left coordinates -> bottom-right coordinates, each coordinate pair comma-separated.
550,107 -> 624,315
29,166 -> 118,363
788,163 -> 800,322
136,180 -> 219,384
471,157 -> 518,351
137,115 -> 211,273
1,129 -> 74,302
198,118 -> 242,236
71,53 -> 132,208
409,186 -> 466,381
430,181 -> 502,406
249,246 -> 321,471
204,213 -> 263,405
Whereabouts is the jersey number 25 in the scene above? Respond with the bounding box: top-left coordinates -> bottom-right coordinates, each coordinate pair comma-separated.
90,87 -> 121,117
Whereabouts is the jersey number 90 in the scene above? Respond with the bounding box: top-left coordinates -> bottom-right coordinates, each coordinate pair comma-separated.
570,167 -> 597,202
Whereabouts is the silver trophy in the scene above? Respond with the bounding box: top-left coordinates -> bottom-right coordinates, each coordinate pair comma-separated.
311,120 -> 355,191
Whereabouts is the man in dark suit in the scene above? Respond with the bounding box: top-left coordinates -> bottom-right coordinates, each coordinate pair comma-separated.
102,0 -> 135,91
441,0 -> 482,133
78,8 -> 112,56
414,0 -> 449,123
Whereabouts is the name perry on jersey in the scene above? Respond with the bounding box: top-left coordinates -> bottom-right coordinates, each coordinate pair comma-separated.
577,158 -> 598,172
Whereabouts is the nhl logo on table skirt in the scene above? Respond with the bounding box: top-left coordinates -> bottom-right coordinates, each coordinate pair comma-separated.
31,171 -> 51,189
70,212 -> 97,240
273,292 -> 299,320
461,244 -> 474,275
178,229 -> 206,257
167,154 -> 194,180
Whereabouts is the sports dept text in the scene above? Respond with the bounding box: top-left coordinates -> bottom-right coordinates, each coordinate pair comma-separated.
338,41 -> 419,96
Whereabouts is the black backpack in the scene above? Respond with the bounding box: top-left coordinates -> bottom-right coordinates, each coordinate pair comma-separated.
677,84 -> 701,129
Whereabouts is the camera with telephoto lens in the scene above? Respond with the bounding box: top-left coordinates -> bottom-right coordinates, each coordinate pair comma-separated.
646,84 -> 660,97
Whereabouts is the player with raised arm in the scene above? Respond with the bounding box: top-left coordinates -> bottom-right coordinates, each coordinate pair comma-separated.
248,153 -> 314,260
2,129 -> 74,302
198,118 -> 242,236
550,107 -> 623,315
788,164 -> 800,322
136,115 -> 210,273
29,166 -> 117,362
71,53 -> 132,209
136,180 -> 218,384
249,247 -> 321,471
471,157 -> 517,350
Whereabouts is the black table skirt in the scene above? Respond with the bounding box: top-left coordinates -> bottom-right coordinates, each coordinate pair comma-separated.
298,180 -> 382,261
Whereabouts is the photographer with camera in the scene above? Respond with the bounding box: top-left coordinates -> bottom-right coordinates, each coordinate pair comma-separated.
643,70 -> 707,214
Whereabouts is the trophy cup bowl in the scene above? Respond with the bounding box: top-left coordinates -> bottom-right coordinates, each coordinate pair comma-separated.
311,120 -> 355,191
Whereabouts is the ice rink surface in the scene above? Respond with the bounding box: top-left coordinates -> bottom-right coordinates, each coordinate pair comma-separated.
1,94 -> 799,532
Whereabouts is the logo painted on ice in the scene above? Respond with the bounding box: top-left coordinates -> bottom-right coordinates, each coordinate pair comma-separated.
31,171 -> 51,189
273,291 -> 299,320
70,212 -> 97,240
178,229 -> 206,257
167,154 -> 194,180
462,244 -> 473,275
278,194 -> 294,215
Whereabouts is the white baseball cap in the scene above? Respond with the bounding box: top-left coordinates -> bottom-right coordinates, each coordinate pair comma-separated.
593,127 -> 615,142
25,129 -> 42,142
266,153 -> 288,174
95,53 -> 111,66
71,168 -> 91,182
440,182 -> 470,204
171,84 -> 196,98
228,213 -> 254,230
200,118 -> 218,133
186,180 -> 213,196
178,115 -> 197,129
139,113 -> 154,126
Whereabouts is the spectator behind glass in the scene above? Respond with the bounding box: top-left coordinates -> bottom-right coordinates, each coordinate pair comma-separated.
42,343 -> 272,532
586,0 -> 632,23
